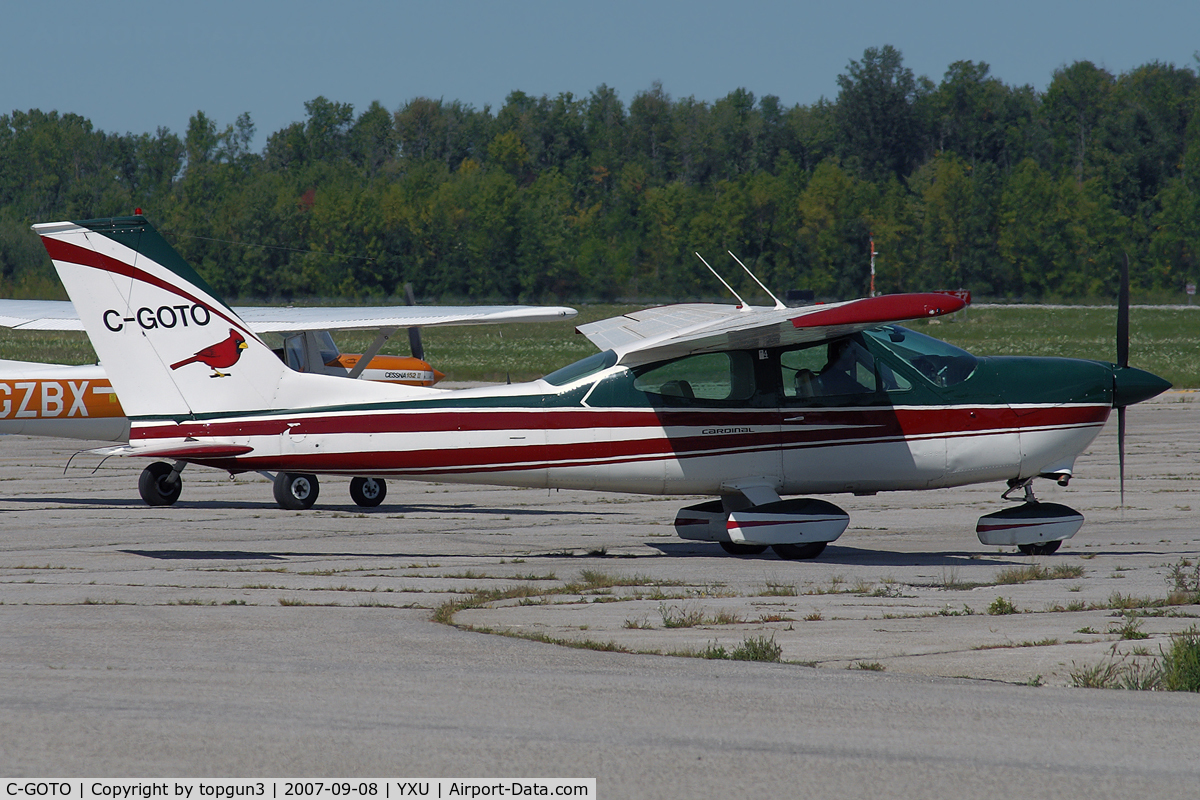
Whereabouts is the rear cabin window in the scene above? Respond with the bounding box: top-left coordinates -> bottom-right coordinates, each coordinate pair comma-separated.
633,351 -> 756,403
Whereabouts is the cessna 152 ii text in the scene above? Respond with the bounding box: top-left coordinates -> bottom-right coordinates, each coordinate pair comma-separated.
30,215 -> 1170,559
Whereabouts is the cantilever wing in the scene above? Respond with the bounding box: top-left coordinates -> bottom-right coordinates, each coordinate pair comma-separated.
0,299 -> 577,333
577,293 -> 968,366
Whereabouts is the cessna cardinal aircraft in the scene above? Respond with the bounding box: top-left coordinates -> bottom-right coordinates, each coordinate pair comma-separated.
0,297 -> 578,442
31,215 -> 1170,559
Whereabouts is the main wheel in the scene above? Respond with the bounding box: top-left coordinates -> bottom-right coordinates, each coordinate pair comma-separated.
349,476 -> 386,507
1018,540 -> 1062,556
720,541 -> 768,556
138,461 -> 182,506
771,542 -> 827,560
274,472 -> 320,510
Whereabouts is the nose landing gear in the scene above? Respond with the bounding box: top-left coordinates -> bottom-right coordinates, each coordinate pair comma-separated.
977,478 -> 1083,555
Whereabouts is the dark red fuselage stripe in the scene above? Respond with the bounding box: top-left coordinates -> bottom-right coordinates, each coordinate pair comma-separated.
131,403 -> 1110,443
158,412 -> 1105,477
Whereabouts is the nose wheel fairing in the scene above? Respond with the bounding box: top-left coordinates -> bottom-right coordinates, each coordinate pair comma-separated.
976,502 -> 1084,549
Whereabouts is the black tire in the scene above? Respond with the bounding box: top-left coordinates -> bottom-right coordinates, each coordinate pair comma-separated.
771,542 -> 827,560
349,476 -> 386,507
1018,540 -> 1062,556
138,461 -> 182,506
274,472 -> 319,510
720,541 -> 768,556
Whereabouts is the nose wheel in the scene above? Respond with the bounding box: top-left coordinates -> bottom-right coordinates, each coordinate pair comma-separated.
1018,540 -> 1062,555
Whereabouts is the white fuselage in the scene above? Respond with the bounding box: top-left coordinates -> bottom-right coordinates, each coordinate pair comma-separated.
125,369 -> 1109,498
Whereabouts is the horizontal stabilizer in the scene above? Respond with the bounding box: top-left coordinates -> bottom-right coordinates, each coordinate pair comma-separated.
92,440 -> 254,460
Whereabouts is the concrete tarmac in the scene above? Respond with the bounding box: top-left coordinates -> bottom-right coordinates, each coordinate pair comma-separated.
2,393 -> 1198,797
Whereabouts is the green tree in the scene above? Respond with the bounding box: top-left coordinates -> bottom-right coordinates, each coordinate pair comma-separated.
1042,61 -> 1115,184
835,45 -> 925,180
796,159 -> 873,296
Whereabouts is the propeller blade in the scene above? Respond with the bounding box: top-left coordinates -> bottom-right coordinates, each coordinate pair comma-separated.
1117,252 -> 1130,368
404,283 -> 425,362
1117,405 -> 1126,507
1116,253 -> 1130,506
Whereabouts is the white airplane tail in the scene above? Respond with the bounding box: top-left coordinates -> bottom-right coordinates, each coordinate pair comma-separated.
34,215 -> 405,420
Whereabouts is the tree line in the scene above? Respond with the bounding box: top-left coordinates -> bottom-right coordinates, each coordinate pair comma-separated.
2,45 -> 1198,304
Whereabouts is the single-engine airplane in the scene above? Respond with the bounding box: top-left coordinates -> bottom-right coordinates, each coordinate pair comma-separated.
31,215 -> 1170,558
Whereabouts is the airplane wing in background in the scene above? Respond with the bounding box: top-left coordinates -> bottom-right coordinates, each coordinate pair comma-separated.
576,293 -> 969,367
0,300 -> 83,330
0,299 -> 577,333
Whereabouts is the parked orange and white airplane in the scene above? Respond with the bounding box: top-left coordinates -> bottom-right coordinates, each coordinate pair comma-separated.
28,214 -> 1170,558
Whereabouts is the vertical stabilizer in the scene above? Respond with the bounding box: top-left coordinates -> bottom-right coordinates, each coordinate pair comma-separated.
34,216 -> 290,419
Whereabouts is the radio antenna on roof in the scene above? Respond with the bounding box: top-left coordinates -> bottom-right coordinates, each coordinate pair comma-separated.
728,251 -> 785,310
695,252 -> 749,309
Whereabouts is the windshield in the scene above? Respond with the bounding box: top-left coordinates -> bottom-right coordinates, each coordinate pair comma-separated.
864,325 -> 978,387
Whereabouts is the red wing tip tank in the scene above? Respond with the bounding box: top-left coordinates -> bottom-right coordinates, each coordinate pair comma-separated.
33,215 -> 1172,559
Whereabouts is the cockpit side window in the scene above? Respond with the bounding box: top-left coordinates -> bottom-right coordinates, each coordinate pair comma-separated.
634,351 -> 756,404
781,336 -> 878,402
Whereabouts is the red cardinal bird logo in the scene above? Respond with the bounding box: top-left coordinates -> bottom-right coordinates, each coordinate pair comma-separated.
169,329 -> 248,378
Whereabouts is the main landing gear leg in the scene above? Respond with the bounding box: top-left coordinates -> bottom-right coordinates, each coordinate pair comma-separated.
138,460 -> 185,506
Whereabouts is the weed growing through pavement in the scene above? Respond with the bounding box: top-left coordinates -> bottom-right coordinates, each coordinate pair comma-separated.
1160,627 -> 1200,691
1070,627 -> 1200,691
1166,558 -> 1200,605
974,638 -> 1059,651
730,635 -> 783,662
940,568 -> 986,590
1110,614 -> 1150,640
996,564 -> 1085,584
988,597 -> 1019,615
684,635 -> 782,662
658,603 -> 742,628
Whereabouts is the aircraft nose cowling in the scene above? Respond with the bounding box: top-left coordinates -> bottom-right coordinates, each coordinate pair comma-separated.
1112,366 -> 1172,408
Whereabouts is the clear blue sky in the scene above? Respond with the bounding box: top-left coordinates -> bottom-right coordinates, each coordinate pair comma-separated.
4,0 -> 1197,148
